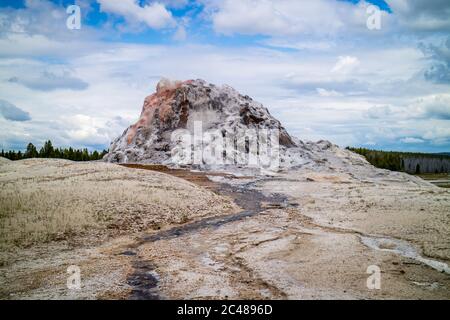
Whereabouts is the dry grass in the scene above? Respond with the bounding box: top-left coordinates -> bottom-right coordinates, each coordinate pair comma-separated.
0,157 -> 11,165
0,159 -> 238,251
417,173 -> 449,180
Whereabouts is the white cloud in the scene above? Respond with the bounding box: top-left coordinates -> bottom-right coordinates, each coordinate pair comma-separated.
173,25 -> 187,41
2,37 -> 447,151
367,105 -> 393,119
417,94 -> 450,120
8,70 -> 88,91
401,137 -> 424,144
423,127 -> 450,143
64,114 -> 100,142
157,0 -> 190,9
0,0 -> 101,40
263,39 -> 335,51
331,56 -> 360,74
387,0 -> 450,32
209,0 -> 384,36
0,0 -> 449,153
420,37 -> 450,84
61,114 -> 128,146
316,88 -> 342,97
97,0 -> 176,29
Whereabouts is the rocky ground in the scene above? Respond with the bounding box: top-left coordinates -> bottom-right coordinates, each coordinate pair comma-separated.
0,158 -> 449,300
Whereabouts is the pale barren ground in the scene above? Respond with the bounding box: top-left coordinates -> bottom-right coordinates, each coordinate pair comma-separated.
0,157 -> 449,300
0,157 -> 11,165
0,158 -> 238,299
139,169 -> 450,300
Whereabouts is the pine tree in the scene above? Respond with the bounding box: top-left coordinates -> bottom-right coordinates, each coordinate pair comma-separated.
68,147 -> 74,160
25,143 -> 38,158
91,150 -> 99,160
81,148 -> 89,161
42,140 -> 55,158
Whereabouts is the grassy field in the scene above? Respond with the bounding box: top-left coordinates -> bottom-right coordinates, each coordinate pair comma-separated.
0,158 -> 238,252
416,173 -> 450,188
417,173 -> 449,180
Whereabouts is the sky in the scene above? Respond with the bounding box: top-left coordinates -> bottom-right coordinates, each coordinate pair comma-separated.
0,0 -> 449,153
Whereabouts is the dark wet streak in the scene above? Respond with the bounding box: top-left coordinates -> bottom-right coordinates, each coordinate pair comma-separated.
121,164 -> 294,300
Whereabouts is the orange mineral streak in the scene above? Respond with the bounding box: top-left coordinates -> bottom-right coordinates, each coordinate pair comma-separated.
126,80 -> 193,145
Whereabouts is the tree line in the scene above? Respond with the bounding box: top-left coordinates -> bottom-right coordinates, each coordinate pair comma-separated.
347,147 -> 450,174
1,140 -> 108,162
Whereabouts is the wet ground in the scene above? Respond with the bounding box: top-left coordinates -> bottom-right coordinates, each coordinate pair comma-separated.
120,165 -> 450,300
121,164 -> 294,300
